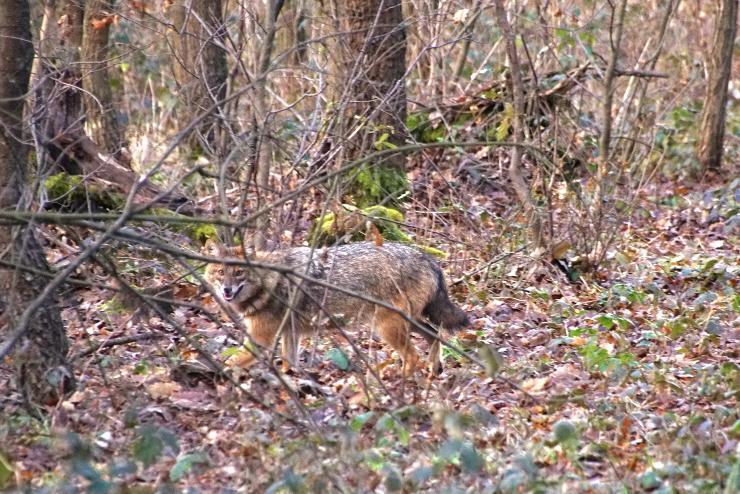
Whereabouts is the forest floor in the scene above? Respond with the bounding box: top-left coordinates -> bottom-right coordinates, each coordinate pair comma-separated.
1,173 -> 738,493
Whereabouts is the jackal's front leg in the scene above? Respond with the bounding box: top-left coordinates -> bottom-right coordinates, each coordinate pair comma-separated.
226,315 -> 280,369
374,309 -> 422,376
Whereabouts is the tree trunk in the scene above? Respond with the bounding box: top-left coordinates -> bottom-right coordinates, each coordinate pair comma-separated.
29,0 -> 188,211
252,1 -> 282,250
0,0 -> 75,406
332,0 -> 409,206
82,0 -> 126,156
696,0 -> 738,171
492,0 -> 547,251
167,0 -> 228,153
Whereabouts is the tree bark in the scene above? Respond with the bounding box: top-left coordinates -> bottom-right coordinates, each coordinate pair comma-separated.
0,0 -> 75,406
167,0 -> 228,153
696,0 -> 738,171
329,0 -> 409,205
252,0 -> 282,249
492,0 -> 547,251
336,0 -> 407,153
82,0 -> 125,156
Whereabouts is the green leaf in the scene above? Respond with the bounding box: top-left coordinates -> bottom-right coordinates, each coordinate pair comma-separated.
88,479 -> 112,494
324,347 -> 350,371
71,457 -> 101,482
730,419 -> 740,437
470,403 -> 498,426
397,425 -> 410,447
459,442 -> 485,472
499,468 -> 528,493
496,103 -> 513,141
0,454 -> 13,489
375,413 -> 395,433
170,452 -> 209,482
437,439 -> 462,461
109,460 -> 137,478
350,411 -> 375,432
640,470 -> 662,490
410,465 -> 434,485
597,314 -> 616,330
479,345 -> 504,377
553,420 -> 578,445
383,466 -> 403,492
159,428 -> 180,456
725,459 -> 740,494
266,467 -> 305,494
133,425 -> 164,467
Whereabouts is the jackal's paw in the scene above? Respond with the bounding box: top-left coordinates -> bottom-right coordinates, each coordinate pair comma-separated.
401,356 -> 423,377
428,359 -> 444,377
225,348 -> 257,369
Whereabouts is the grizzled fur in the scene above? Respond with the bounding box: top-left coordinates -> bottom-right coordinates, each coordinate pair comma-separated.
205,241 -> 468,374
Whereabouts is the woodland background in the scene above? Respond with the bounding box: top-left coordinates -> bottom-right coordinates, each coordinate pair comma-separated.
0,0 -> 738,492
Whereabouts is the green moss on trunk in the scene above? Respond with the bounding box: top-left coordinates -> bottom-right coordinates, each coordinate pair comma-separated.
45,172 -> 123,210
349,164 -> 409,208
308,204 -> 446,258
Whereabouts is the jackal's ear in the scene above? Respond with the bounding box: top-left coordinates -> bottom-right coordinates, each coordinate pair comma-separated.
242,243 -> 256,259
204,239 -> 221,256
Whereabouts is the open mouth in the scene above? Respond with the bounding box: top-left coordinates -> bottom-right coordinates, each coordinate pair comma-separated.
222,285 -> 242,301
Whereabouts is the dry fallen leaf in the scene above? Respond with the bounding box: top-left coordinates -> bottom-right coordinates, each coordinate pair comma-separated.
146,381 -> 181,400
521,376 -> 550,392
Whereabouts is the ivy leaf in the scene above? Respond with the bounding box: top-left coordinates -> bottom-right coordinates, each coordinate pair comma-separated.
350,411 -> 375,433
325,348 -> 350,371
0,454 -> 13,490
133,425 -> 163,467
479,345 -> 504,377
553,420 -> 579,446
170,452 -> 209,482
459,442 -> 485,472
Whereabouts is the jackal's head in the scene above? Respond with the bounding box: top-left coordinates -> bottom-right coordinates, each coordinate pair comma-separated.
204,241 -> 261,304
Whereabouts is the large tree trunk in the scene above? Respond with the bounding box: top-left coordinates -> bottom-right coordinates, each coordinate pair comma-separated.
82,0 -> 126,156
338,0 -> 408,132
30,0 -> 189,211
331,0 -> 409,206
167,0 -> 228,153
0,0 -> 75,406
696,0 -> 738,171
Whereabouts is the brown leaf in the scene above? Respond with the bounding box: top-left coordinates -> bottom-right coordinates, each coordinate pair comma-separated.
146,381 -> 181,399
521,376 -> 549,392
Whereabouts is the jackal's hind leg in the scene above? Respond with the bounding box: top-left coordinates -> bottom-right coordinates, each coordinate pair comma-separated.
374,308 -> 422,376
414,321 -> 443,375
280,327 -> 299,372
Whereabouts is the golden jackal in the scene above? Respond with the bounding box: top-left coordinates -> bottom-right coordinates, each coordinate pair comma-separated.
205,241 -> 468,374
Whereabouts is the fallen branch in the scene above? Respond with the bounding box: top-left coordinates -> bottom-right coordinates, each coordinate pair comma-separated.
72,333 -> 165,360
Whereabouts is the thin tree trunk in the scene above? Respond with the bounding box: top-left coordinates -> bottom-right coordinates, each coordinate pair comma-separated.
453,0 -> 483,79
82,0 -> 125,156
253,0 -> 282,250
598,0 -> 628,171
591,0 -> 627,266
696,0 -> 738,171
0,0 -> 75,407
492,0 -> 546,251
167,0 -> 228,153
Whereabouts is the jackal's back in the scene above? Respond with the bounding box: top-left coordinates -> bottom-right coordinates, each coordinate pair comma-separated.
207,241 -> 468,331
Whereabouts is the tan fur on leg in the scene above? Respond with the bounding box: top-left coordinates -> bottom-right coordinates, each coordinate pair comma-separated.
374,308 -> 421,376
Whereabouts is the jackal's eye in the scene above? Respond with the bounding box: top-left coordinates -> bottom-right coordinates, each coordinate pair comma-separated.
234,269 -> 244,277
217,268 -> 224,276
